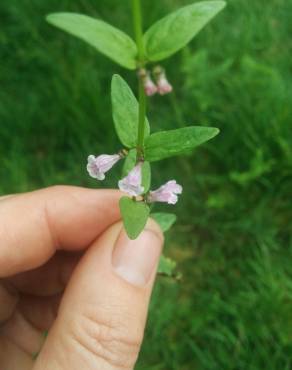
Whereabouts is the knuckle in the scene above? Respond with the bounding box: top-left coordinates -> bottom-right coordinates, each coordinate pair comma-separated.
67,308 -> 142,369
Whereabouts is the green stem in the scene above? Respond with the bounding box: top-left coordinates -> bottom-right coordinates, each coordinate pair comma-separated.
132,0 -> 146,160
137,74 -> 146,158
132,0 -> 144,63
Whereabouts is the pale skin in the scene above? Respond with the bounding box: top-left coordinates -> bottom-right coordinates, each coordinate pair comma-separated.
0,186 -> 163,370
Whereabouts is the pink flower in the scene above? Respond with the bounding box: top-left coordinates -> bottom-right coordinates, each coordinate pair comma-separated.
144,76 -> 157,96
153,66 -> 173,95
118,162 -> 144,196
156,75 -> 173,95
87,153 -> 121,180
138,68 -> 157,96
148,180 -> 182,205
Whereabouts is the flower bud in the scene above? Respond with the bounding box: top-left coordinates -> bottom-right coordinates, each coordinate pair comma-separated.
153,66 -> 173,95
138,68 -> 157,96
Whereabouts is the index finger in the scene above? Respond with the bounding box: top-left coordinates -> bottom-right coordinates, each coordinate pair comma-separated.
0,186 -> 121,277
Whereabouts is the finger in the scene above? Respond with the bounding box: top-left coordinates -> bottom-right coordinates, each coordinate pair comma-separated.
0,194 -> 14,201
7,252 -> 81,296
1,309 -> 44,355
0,281 -> 19,323
33,219 -> 163,370
19,294 -> 61,331
0,337 -> 34,370
0,186 -> 121,277
1,294 -> 61,355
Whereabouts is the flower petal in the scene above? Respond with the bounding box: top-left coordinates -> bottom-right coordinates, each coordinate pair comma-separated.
148,180 -> 182,204
118,162 -> 144,196
86,153 -> 121,181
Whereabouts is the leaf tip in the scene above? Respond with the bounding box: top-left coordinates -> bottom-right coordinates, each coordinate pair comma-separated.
111,74 -> 123,96
209,127 -> 220,140
112,73 -> 120,80
151,212 -> 177,232
208,0 -> 227,11
219,0 -> 227,9
45,12 -> 68,25
111,74 -> 124,88
213,127 -> 220,136
45,13 -> 55,24
217,1 -> 227,13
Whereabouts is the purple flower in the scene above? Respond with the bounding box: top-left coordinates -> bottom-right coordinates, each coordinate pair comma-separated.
148,180 -> 182,205
118,162 -> 144,196
87,153 -> 121,180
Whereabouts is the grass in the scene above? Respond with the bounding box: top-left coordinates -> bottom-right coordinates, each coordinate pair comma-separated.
1,0 -> 292,368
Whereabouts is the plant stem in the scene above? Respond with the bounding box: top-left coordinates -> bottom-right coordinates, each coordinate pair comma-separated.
132,0 -> 144,63
132,0 -> 146,160
137,72 -> 146,158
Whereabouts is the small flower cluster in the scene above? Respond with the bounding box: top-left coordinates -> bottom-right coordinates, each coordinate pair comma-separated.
138,66 -> 173,97
87,61 -> 178,210
87,154 -> 182,205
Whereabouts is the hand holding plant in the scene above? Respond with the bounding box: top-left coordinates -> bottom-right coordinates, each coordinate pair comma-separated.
46,0 -> 225,274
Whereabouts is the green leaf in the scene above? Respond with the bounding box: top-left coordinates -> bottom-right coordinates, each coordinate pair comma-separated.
111,75 -> 150,147
145,126 -> 220,162
123,149 -> 151,192
151,212 -> 177,232
158,255 -> 177,276
46,13 -> 137,69
143,1 -> 226,61
122,149 -> 151,193
119,197 -> 150,239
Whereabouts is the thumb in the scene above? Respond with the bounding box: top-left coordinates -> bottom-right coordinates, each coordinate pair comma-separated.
33,219 -> 163,370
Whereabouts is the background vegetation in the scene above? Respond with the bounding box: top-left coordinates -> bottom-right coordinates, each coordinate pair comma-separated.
1,0 -> 292,368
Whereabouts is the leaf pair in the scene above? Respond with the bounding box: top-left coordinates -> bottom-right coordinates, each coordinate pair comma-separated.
46,1 -> 226,69
111,74 -> 219,162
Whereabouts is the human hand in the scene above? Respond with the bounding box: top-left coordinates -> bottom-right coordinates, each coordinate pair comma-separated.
0,186 -> 163,370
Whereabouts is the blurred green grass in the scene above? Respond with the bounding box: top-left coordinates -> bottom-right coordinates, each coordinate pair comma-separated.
1,0 -> 292,368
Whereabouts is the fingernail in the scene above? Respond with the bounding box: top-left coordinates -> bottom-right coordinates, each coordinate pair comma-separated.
112,226 -> 163,286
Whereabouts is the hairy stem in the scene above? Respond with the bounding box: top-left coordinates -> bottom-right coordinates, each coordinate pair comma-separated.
132,0 -> 146,160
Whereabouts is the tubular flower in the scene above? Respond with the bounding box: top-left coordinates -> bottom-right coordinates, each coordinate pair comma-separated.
87,153 -> 121,180
153,66 -> 173,95
148,180 -> 182,204
138,68 -> 157,96
118,162 -> 145,196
